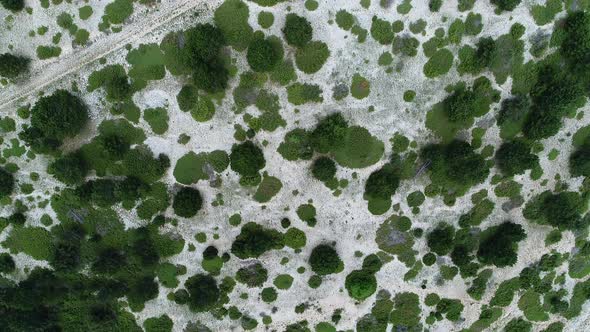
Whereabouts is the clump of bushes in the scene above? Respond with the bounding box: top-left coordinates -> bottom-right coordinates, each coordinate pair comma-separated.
247,36 -> 283,72
22,90 -> 89,153
427,223 -> 456,256
523,191 -> 586,230
420,140 -> 489,198
477,222 -> 526,267
0,53 -> 29,78
491,0 -> 521,11
173,187 -> 203,218
283,14 -> 312,47
0,167 -> 14,198
231,222 -> 284,259
184,274 -> 220,312
309,244 -> 343,275
48,152 -> 89,185
230,141 -> 266,185
495,140 -> 538,176
0,0 -> 24,11
311,157 -> 336,182
345,269 -> 377,301
182,23 -> 229,93
236,262 -> 268,287
364,164 -> 400,201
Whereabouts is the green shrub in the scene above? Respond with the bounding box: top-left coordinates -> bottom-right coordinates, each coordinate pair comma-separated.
0,167 -> 14,198
236,262 -> 268,287
477,222 -> 526,267
30,90 -> 88,141
370,16 -> 394,44
0,0 -> 24,11
284,228 -> 306,249
0,252 -> 15,273
173,187 -> 203,218
185,274 -> 219,312
495,140 -> 538,176
310,113 -> 348,153
524,191 -> 585,230
345,269 -> 377,300
247,37 -> 283,72
427,223 -> 455,256
491,0 -> 521,11
144,315 -> 173,332
295,41 -> 329,74
0,53 -> 29,78
364,164 -> 400,201
230,141 -> 266,177
231,222 -> 284,259
504,318 -> 532,332
49,152 -> 88,185
311,157 -> 336,182
283,14 -> 313,47
309,244 -> 343,275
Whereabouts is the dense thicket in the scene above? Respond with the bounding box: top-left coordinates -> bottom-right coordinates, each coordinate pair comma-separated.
309,244 -> 343,275
283,14 -> 313,47
311,157 -> 336,182
49,152 -> 89,185
364,164 -> 400,200
184,274 -> 219,312
420,140 -> 489,196
182,24 -> 228,93
231,222 -> 284,259
495,140 -> 538,176
247,37 -> 282,72
0,53 -> 29,78
477,222 -> 526,267
0,0 -> 24,11
427,223 -> 456,256
490,0 -> 521,11
173,187 -> 203,218
0,167 -> 14,198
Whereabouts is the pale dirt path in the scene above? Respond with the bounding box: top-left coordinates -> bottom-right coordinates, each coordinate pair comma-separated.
0,0 -> 219,111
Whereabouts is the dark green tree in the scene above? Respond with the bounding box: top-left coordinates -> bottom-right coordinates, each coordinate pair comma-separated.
495,140 -> 538,176
49,152 -> 88,185
247,37 -> 282,72
345,269 -> 377,301
184,274 -> 220,312
230,141 -> 266,177
491,0 -> 521,11
309,244 -> 343,275
30,90 -> 89,141
364,164 -> 400,200
570,143 -> 590,177
173,187 -> 203,218
183,23 -> 226,66
0,53 -> 29,78
236,262 -> 268,287
231,222 -> 284,259
310,113 -> 348,153
0,0 -> 24,11
0,167 -> 14,198
477,222 -> 526,267
0,252 -> 15,273
282,14 -> 313,47
311,157 -> 336,182
427,223 -> 456,256
560,11 -> 590,65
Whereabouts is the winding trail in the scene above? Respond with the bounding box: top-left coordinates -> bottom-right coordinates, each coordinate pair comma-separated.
0,0 -> 218,111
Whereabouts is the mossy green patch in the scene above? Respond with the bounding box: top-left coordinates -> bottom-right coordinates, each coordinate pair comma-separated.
254,175 -> 282,203
333,126 -> 383,168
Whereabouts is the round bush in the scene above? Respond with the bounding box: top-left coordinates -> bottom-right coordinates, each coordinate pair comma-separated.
0,53 -> 29,78
495,140 -> 538,176
284,227 -> 307,249
309,244 -> 343,275
491,0 -> 521,11
247,37 -> 283,72
0,253 -> 15,273
0,167 -> 14,198
230,141 -> 266,177
236,262 -> 268,287
295,41 -> 329,74
185,274 -> 219,312
0,0 -> 24,11
173,187 -> 203,218
31,90 -> 89,141
345,269 -> 377,301
426,223 -> 455,256
311,157 -> 336,182
282,13 -> 313,47
49,152 -> 88,185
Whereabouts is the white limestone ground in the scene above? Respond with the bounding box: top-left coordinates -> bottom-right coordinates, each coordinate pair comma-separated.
1,0 -> 589,331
